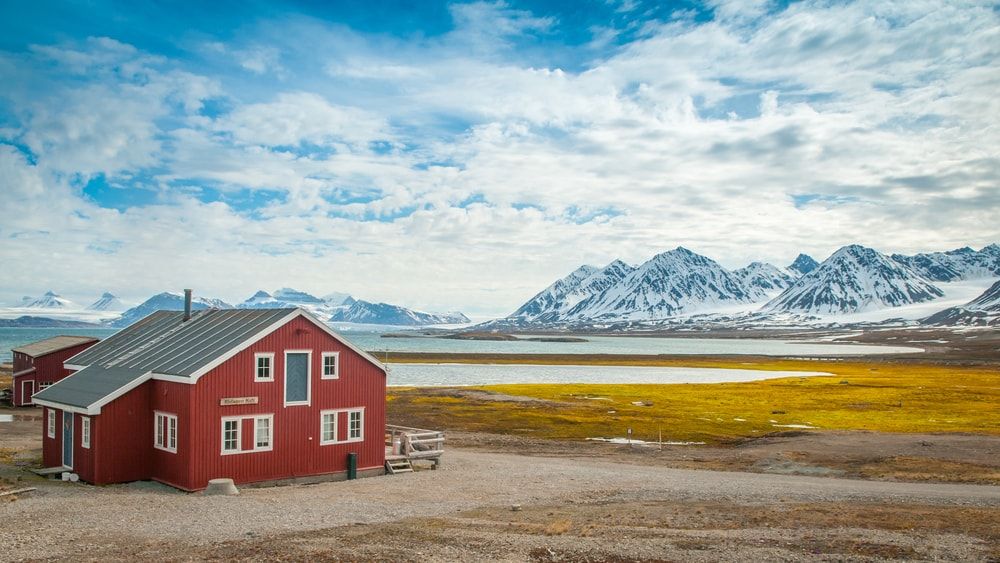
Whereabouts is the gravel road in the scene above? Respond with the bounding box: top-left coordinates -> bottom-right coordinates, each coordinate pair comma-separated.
2,449 -> 998,561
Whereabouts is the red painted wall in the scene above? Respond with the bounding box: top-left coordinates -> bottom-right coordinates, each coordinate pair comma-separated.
92,382 -> 153,484
163,315 -> 386,490
12,341 -> 97,406
41,407 -> 61,468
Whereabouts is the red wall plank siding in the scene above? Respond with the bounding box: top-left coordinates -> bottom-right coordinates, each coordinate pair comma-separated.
72,413 -> 95,482
12,341 -> 96,406
41,407 -> 60,468
180,316 -> 386,490
93,382 -> 154,485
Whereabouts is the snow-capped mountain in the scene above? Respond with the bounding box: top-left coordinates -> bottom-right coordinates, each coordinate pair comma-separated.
234,288 -> 466,326
23,291 -> 76,309
238,290 -> 284,309
966,279 -> 1000,311
237,288 -> 354,318
787,254 -> 819,277
922,279 -> 1000,326
86,292 -> 125,311
765,245 -> 944,315
322,292 -> 353,306
566,248 -> 767,321
109,292 -> 233,328
509,261 -> 635,323
733,262 -> 795,293
508,265 -> 600,322
329,300 -> 470,326
271,287 -> 325,305
891,245 -> 1000,282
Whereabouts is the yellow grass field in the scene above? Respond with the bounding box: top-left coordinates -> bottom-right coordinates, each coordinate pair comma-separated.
387,357 -> 1000,444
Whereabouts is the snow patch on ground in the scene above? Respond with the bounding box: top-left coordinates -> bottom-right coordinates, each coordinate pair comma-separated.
586,437 -> 706,446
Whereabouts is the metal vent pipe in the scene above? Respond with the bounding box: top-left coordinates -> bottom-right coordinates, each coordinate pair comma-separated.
183,289 -> 193,321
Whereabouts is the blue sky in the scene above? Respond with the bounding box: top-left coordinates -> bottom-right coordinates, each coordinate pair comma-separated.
1,0 -> 998,317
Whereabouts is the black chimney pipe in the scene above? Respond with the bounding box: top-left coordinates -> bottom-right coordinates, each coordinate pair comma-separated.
183,289 -> 192,321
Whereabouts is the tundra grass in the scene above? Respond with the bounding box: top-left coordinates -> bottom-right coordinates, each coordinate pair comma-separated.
386,358 -> 1000,444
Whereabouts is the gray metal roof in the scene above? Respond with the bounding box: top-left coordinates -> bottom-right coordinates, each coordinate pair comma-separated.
67,308 -> 296,377
12,335 -> 99,357
32,365 -> 147,409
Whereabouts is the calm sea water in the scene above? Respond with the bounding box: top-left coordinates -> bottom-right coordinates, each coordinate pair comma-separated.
0,327 -> 921,364
386,363 -> 829,386
0,328 -> 119,362
345,333 -> 922,357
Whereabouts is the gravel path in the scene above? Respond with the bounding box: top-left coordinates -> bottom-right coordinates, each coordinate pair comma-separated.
2,449 -> 998,560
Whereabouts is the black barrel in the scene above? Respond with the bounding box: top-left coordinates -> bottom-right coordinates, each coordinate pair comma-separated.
347,452 -> 358,480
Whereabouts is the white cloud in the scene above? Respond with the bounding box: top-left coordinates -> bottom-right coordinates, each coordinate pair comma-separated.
1,1 -> 998,317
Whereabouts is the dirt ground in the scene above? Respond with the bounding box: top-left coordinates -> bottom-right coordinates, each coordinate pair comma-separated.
2,448 -> 999,562
3,404 -> 1000,561
439,428 -> 1000,486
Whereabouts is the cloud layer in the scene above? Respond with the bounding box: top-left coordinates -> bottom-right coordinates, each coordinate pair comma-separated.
1,1 -> 998,317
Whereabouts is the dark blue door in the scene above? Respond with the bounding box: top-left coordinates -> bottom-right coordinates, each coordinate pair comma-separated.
62,411 -> 74,468
285,353 -> 309,404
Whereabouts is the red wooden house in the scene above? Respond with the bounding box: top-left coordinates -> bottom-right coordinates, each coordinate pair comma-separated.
31,297 -> 387,491
11,336 -> 99,407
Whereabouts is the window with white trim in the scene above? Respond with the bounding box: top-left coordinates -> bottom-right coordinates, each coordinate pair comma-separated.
221,415 -> 273,454
47,409 -> 55,439
255,416 -> 272,449
319,408 -> 364,445
348,409 -> 363,441
222,418 -> 240,453
254,353 -> 274,382
321,352 -> 339,379
81,417 -> 91,448
154,412 -> 178,453
320,411 -> 338,445
39,381 -> 53,390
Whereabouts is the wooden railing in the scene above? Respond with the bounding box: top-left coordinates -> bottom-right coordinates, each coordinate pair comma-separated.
385,424 -> 445,461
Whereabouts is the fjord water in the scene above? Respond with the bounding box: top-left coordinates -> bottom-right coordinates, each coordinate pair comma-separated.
0,328 -> 118,362
0,327 -> 921,363
385,363 -> 830,386
343,333 -> 922,357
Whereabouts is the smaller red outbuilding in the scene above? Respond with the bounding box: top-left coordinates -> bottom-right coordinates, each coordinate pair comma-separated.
11,336 -> 99,407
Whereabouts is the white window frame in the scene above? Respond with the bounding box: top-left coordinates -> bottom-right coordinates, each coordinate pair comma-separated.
319,411 -> 339,445
348,408 -> 364,441
319,407 -> 364,445
154,411 -> 178,454
221,414 -> 274,455
283,350 -> 312,407
254,352 -> 274,382
321,352 -> 340,379
39,381 -> 53,389
47,408 -> 55,439
21,380 -> 34,405
81,416 -> 91,449
254,415 -> 273,451
221,417 -> 241,455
